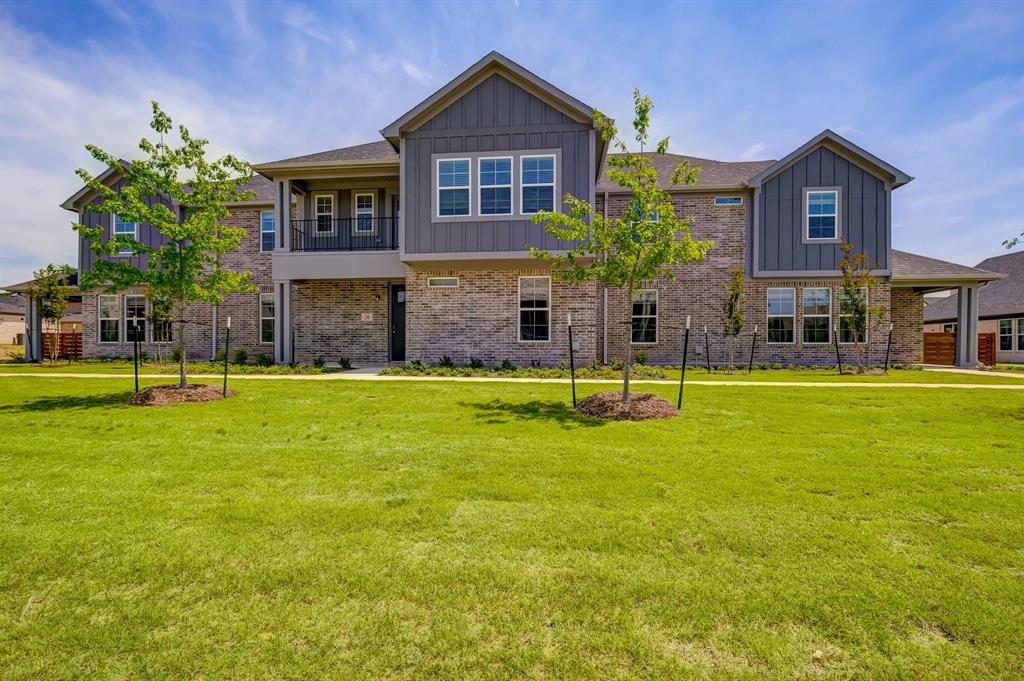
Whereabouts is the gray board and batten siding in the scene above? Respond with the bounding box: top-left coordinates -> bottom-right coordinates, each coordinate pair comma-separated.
400,72 -> 595,258
754,145 -> 891,277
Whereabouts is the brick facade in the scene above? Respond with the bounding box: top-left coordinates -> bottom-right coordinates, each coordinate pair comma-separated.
78,194 -> 925,368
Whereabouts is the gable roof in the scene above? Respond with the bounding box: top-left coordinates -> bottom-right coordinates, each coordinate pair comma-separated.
380,51 -> 594,144
922,250 -> 1024,322
746,129 -> 913,190
598,153 -> 775,192
60,161 -> 129,211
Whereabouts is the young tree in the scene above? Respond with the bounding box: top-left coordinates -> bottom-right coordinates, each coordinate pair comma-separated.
28,263 -> 76,363
838,239 -> 885,370
721,266 -> 745,371
74,102 -> 256,388
531,90 -> 712,401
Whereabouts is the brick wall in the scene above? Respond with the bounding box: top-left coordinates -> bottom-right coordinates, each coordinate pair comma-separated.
890,288 -> 924,364
405,268 -> 599,367
292,279 -> 392,365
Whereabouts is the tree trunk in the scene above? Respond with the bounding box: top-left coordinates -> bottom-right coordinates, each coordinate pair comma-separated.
622,289 -> 633,402
176,303 -> 187,389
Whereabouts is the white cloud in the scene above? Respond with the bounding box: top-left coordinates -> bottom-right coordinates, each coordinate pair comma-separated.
738,142 -> 768,161
401,60 -> 432,87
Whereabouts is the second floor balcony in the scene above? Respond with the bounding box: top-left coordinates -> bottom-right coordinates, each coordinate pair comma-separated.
290,216 -> 399,252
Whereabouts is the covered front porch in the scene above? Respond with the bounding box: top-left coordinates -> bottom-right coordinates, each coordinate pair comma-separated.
891,250 -> 1005,368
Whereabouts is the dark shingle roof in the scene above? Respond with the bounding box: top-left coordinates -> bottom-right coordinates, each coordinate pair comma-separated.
922,250 -> 1024,322
0,294 -> 26,315
235,174 -> 275,203
264,140 -> 398,165
891,250 -> 1003,282
597,152 -> 775,192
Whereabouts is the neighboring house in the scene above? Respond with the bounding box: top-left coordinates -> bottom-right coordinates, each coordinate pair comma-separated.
30,52 -> 1003,367
1,274 -> 84,358
0,294 -> 26,345
923,251 -> 1024,363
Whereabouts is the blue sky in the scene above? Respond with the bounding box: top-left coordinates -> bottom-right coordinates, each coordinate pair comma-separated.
0,0 -> 1021,284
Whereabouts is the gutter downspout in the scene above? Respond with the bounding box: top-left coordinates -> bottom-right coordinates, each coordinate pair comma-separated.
602,190 -> 609,365
212,305 -> 218,360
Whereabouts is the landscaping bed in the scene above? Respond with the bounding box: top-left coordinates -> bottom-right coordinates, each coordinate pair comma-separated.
127,383 -> 232,406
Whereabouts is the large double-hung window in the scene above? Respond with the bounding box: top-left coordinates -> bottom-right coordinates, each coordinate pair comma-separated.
479,157 -> 512,215
125,295 -> 146,342
112,214 -> 138,255
632,290 -> 658,344
519,276 -> 550,342
438,159 -> 471,217
521,155 -> 555,214
260,211 -> 275,252
260,293 -> 275,345
98,295 -> 120,343
839,288 -> 868,344
999,319 -> 1013,351
767,288 -> 795,344
802,288 -> 831,344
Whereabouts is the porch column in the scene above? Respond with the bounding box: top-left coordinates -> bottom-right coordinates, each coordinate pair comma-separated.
275,179 -> 292,252
955,283 -> 979,368
23,296 -> 43,362
274,281 -> 292,365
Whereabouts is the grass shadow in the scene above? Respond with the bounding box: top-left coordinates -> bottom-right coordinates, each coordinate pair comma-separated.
0,391 -> 133,413
461,398 -> 605,429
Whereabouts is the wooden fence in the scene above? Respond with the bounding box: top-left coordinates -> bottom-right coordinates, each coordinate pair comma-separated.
922,332 -> 995,366
42,332 -> 83,359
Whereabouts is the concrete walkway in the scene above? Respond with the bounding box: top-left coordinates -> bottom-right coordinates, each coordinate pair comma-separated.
0,371 -> 1020,389
921,365 -> 1024,379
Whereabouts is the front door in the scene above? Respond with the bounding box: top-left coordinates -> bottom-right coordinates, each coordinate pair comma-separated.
390,284 -> 406,362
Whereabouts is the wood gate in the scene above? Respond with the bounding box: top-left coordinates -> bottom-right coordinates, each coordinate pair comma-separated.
922,332 -> 995,366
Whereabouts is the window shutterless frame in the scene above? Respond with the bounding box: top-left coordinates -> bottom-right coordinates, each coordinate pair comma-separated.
352,192 -> 375,234
124,294 -> 147,343
111,214 -> 139,256
478,156 -> 513,216
713,197 -> 743,206
998,319 -> 1013,351
260,210 -> 275,252
802,187 -> 842,243
518,275 -> 551,342
520,154 -> 556,215
313,194 -> 335,234
838,287 -> 868,345
436,157 -> 472,218
801,287 -> 832,345
98,294 -> 120,344
1017,318 -> 1024,352
766,288 -> 795,345
427,277 -> 459,288
631,289 -> 658,344
260,293 -> 275,345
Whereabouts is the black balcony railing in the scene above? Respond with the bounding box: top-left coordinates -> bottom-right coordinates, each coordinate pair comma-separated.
290,217 -> 398,252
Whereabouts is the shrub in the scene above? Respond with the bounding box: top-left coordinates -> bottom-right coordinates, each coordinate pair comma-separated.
213,350 -> 227,363
233,348 -> 248,365
170,347 -> 183,363
312,357 -> 326,369
408,359 -> 426,370
499,358 -> 517,372
439,355 -> 455,368
610,357 -> 625,371
468,357 -> 484,369
634,350 -> 649,365
138,350 -> 149,363
338,357 -> 352,370
255,353 -> 273,367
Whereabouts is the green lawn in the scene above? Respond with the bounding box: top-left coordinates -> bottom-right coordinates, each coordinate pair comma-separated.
1,377 -> 1022,679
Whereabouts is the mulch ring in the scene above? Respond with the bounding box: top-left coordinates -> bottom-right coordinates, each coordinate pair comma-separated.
576,391 -> 678,421
127,384 -> 233,407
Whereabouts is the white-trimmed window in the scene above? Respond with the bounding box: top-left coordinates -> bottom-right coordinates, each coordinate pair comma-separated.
839,287 -> 868,344
767,288 -> 795,344
98,295 -> 120,343
152,297 -> 172,343
714,197 -> 743,206
519,276 -> 550,342
112,214 -> 138,255
479,157 -> 512,215
260,293 -> 275,345
802,288 -> 831,344
314,195 -> 334,233
260,211 -> 275,252
942,323 -> 957,333
437,158 -> 470,217
125,295 -> 146,343
354,193 -> 374,233
521,155 -> 555,214
1017,319 -> 1024,352
806,190 -> 838,240
631,290 -> 658,344
999,319 -> 1013,351
427,277 -> 459,289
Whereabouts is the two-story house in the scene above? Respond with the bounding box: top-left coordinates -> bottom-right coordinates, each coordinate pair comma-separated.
48,52 -> 1002,369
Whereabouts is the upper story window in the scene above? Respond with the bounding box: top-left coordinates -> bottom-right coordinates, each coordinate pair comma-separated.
315,195 -> 334,234
112,214 -> 138,255
805,189 -> 839,241
438,159 -> 471,217
802,287 -> 831,344
354,193 -> 374,233
260,211 -> 275,252
714,197 -> 743,206
521,155 -> 555,214
479,157 -> 512,215
766,288 -> 795,344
